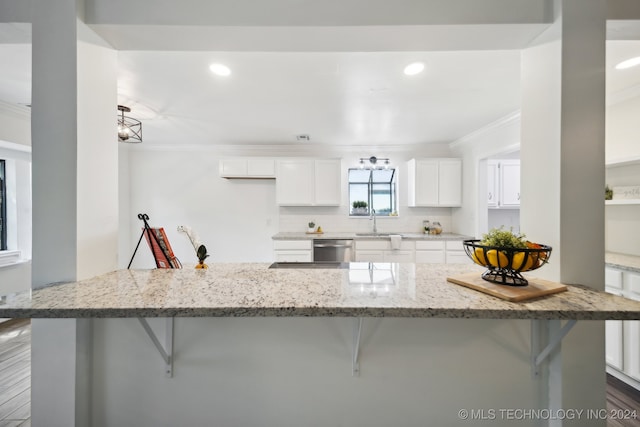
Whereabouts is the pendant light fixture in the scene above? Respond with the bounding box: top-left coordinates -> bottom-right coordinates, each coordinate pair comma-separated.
359,156 -> 390,170
117,105 -> 142,143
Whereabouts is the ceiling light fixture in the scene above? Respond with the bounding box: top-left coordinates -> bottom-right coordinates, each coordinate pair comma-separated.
359,156 -> 390,170
117,105 -> 142,143
404,62 -> 425,76
209,63 -> 231,76
615,56 -> 640,70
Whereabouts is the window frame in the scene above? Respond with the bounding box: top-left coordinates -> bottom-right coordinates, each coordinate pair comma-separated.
348,167 -> 397,217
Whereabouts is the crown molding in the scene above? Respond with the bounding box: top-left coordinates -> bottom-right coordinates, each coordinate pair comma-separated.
119,141 -> 452,156
0,100 -> 30,120
449,111 -> 520,150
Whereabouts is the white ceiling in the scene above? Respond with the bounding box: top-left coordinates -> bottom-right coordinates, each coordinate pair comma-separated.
3,19 -> 640,148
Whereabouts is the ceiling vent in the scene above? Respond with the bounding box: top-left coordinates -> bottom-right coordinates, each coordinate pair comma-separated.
296,134 -> 310,142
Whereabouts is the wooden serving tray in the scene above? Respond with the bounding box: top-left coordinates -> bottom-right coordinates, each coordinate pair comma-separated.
447,272 -> 568,302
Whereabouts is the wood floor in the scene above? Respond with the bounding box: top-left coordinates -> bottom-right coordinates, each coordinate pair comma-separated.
0,319 -> 636,427
0,319 -> 30,427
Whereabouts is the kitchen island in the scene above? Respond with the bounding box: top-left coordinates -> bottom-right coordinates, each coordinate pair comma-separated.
18,263 -> 640,427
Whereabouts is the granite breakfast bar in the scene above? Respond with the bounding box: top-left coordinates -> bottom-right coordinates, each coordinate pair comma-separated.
14,263 -> 640,427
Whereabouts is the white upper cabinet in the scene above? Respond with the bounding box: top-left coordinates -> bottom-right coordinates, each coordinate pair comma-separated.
219,158 -> 275,178
407,158 -> 462,207
314,159 -> 342,205
276,159 -> 341,206
488,159 -> 520,208
500,160 -> 520,207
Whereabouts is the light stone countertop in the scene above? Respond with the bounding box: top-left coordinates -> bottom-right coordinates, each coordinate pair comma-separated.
606,252 -> 640,274
272,232 -> 474,241
1,263 -> 640,320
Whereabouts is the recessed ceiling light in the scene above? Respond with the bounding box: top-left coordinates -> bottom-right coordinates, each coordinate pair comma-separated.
404,62 -> 425,76
615,57 -> 640,70
209,63 -> 231,76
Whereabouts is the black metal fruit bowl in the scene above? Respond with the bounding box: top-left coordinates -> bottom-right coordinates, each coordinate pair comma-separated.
462,239 -> 552,286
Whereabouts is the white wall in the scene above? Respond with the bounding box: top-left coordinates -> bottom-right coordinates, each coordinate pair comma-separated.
121,144 -> 461,266
605,96 -> 640,256
450,113 -> 521,238
121,148 -> 280,266
92,317 -> 538,427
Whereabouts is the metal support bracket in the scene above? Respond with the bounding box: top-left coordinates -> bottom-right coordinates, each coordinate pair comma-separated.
531,319 -> 577,378
138,317 -> 174,377
352,318 -> 363,376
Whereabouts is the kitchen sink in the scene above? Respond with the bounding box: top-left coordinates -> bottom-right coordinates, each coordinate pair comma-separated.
355,233 -> 395,237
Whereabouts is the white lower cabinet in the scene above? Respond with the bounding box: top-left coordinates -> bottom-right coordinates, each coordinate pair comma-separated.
606,266 -> 640,385
355,239 -> 469,264
415,241 -> 445,264
273,240 -> 312,262
354,240 -> 415,263
444,240 -> 471,264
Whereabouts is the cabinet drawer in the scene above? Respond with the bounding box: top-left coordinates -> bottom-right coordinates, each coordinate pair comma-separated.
274,251 -> 312,262
605,268 -> 623,289
273,240 -> 312,250
445,240 -> 464,251
384,250 -> 414,263
415,241 -> 444,250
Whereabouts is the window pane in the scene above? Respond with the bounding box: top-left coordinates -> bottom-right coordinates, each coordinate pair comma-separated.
348,167 -> 397,216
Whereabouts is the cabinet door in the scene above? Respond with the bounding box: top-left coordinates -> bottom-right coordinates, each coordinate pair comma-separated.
219,159 -> 247,177
606,319 -> 624,371
500,160 -> 520,207
384,250 -> 414,263
438,159 -> 462,206
415,160 -> 439,206
276,160 -> 314,206
487,161 -> 498,208
247,159 -> 275,177
314,160 -> 341,205
415,251 -> 445,263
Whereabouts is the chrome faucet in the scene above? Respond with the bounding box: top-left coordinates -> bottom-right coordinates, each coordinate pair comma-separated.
370,208 -> 377,233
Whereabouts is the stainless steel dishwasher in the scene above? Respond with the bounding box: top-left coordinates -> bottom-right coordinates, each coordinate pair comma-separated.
313,239 -> 354,262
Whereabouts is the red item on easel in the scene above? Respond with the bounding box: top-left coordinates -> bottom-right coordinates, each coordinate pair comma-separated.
143,227 -> 180,269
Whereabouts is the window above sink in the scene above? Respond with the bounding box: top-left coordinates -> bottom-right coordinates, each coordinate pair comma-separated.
348,168 -> 398,217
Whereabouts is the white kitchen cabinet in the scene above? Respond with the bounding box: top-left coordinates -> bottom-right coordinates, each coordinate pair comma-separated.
314,159 -> 342,205
276,159 -> 341,206
354,240 -> 415,263
219,158 -> 276,178
444,240 -> 471,264
487,159 -> 520,208
415,240 -> 445,264
606,268 -> 624,370
273,240 -> 312,262
605,267 -> 640,385
407,158 -> 462,207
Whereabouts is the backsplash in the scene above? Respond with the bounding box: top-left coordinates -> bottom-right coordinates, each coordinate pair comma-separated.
279,207 -> 454,234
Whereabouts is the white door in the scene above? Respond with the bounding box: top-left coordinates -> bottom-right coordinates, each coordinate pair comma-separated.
276,160 -> 314,206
